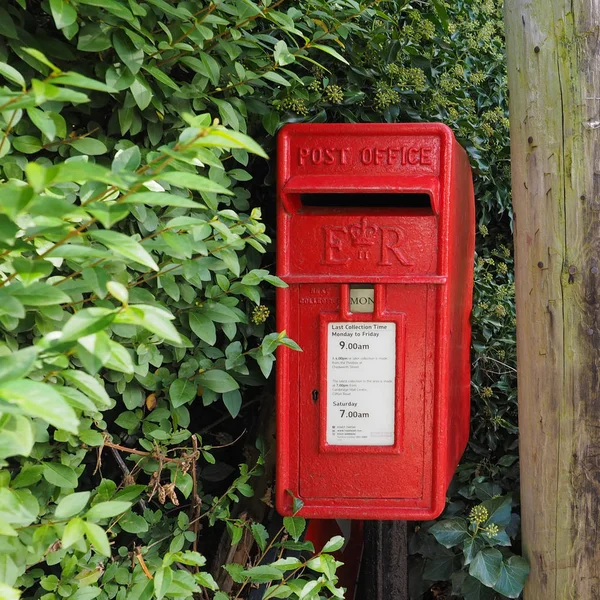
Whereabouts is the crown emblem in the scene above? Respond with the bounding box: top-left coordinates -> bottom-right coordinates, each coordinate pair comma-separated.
349,218 -> 377,246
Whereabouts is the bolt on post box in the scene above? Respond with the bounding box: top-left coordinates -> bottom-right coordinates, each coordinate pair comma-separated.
275,123 -> 475,520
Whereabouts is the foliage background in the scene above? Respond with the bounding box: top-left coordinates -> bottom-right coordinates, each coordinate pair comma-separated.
0,0 -> 522,599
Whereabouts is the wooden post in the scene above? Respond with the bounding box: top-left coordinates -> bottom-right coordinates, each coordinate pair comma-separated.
505,2 -> 600,597
357,521 -> 408,599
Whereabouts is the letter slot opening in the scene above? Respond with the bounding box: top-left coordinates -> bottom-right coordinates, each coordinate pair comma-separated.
300,192 -> 432,210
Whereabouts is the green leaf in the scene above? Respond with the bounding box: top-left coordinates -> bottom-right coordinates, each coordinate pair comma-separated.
195,572 -> 219,591
78,24 -> 112,52
189,313 -> 216,345
61,370 -> 112,408
22,48 -> 61,73
55,492 -> 92,519
54,72 -> 117,93
430,517 -> 470,548
158,171 -> 233,195
130,74 -> 153,110
469,548 -> 503,588
241,565 -> 283,583
250,523 -> 269,552
322,535 -> 344,553
154,567 -> 173,600
169,379 -> 197,408
0,347 -> 38,384
462,575 -> 497,600
264,585 -> 294,599
26,108 -> 56,141
122,191 -> 205,208
86,501 -> 132,521
106,281 -> 129,304
0,62 -> 25,88
0,380 -> 79,433
61,308 -> 117,342
197,128 -> 268,159
257,354 -> 275,378
88,230 -> 158,271
311,44 -> 349,64
119,512 -> 149,533
482,495 -> 512,527
463,536 -> 486,566
271,557 -> 303,571
7,282 -> 70,306
143,65 -> 179,91
431,0 -> 450,31
198,369 -> 239,393
223,389 -> 242,418
274,40 -> 295,66
84,521 -> 111,556
53,161 -> 126,186
113,31 -> 144,75
43,462 -> 78,488
70,138 -> 108,155
49,0 -> 77,29
493,556 -> 530,598
12,136 -> 41,153
117,305 -> 181,343
62,517 -> 86,548
283,516 -> 306,541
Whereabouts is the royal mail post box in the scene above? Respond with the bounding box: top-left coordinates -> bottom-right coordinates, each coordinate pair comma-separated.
275,123 -> 474,520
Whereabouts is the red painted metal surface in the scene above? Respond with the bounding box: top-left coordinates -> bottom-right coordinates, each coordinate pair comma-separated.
304,519 -> 364,599
275,123 -> 475,520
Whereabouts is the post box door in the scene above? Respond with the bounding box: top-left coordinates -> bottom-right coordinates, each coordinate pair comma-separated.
296,283 -> 435,500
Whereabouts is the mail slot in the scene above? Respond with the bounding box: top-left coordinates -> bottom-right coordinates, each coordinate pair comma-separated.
275,123 -> 475,520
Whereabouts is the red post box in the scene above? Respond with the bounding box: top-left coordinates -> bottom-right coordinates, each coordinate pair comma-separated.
275,123 -> 474,520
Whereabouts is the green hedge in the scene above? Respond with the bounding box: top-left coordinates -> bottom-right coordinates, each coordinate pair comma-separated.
0,1 -> 524,599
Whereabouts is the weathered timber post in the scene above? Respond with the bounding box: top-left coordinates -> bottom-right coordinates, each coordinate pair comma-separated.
505,2 -> 600,597
357,521 -> 408,599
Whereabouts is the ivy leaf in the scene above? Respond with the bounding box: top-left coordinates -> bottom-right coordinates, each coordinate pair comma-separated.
198,369 -> 239,393
469,548 -> 503,588
481,495 -> 512,527
430,517 -> 470,548
493,556 -> 530,598
462,535 -> 485,566
283,516 -> 306,541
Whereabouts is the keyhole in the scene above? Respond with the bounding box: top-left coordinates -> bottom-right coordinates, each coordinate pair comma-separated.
311,389 -> 319,403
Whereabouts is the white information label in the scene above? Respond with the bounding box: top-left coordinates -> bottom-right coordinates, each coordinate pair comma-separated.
327,322 -> 396,446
